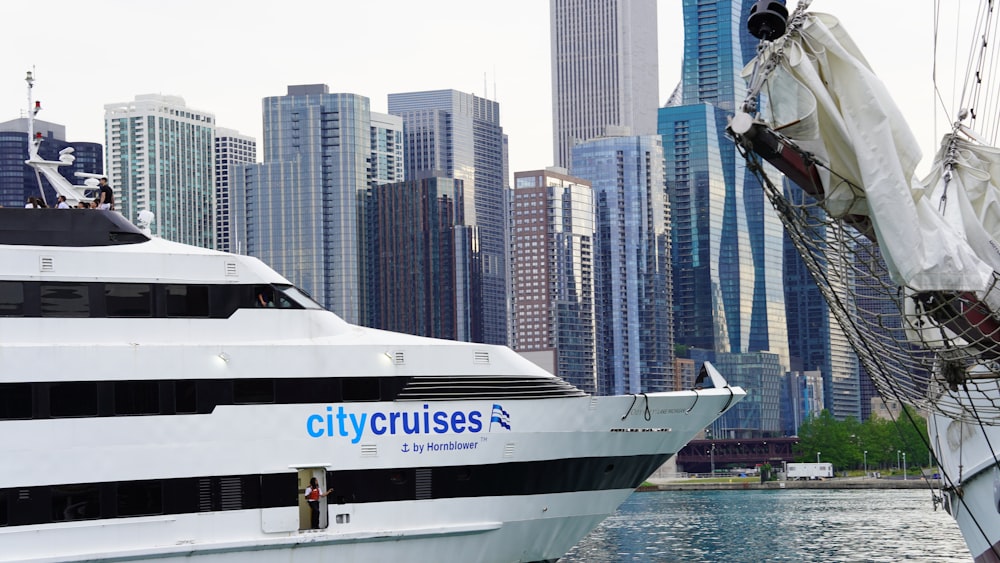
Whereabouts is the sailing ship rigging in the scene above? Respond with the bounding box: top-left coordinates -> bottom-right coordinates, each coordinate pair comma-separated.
731,0 -> 1000,560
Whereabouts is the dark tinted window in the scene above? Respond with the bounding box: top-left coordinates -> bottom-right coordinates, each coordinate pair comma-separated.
117,481 -> 163,516
0,491 -> 6,526
50,382 -> 98,417
233,379 -> 274,404
51,484 -> 100,521
40,283 -> 89,317
343,378 -> 380,401
114,381 -> 160,415
106,284 -> 152,317
166,285 -> 209,317
0,282 -> 24,316
0,383 -> 32,419
175,381 -> 197,414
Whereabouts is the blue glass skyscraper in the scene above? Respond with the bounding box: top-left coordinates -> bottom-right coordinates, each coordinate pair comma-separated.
388,90 -> 509,345
572,135 -> 673,395
659,0 -> 789,369
238,85 -> 403,324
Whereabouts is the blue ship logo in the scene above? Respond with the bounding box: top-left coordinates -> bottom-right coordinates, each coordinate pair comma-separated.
489,403 -> 511,431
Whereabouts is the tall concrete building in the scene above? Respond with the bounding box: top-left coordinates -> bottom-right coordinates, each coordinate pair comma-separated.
0,118 -> 102,208
214,128 -> 256,254
572,135 -> 673,395
236,85 -> 403,324
659,0 -> 790,372
105,95 -> 216,248
510,168 -> 596,393
388,90 -> 509,346
550,0 -> 659,168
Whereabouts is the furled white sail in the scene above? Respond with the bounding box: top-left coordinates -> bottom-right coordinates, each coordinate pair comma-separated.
746,12 -> 996,296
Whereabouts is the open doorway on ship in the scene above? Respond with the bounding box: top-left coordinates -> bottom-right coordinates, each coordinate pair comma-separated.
297,468 -> 329,531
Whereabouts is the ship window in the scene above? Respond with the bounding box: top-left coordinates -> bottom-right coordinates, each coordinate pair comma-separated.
0,281 -> 24,316
233,379 -> 274,404
0,383 -> 32,419
278,285 -> 324,310
175,381 -> 197,414
117,481 -> 163,516
51,484 -> 101,521
106,283 -> 152,317
50,382 -> 98,417
114,381 -> 160,415
40,282 -> 89,317
166,285 -> 209,317
342,378 -> 380,402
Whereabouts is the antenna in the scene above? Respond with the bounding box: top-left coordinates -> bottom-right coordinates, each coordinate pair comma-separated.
483,72 -> 487,98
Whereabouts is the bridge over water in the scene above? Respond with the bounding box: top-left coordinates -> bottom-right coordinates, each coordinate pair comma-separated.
675,437 -> 799,474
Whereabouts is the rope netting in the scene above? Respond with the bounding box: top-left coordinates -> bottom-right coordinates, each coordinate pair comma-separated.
739,146 -> 1000,425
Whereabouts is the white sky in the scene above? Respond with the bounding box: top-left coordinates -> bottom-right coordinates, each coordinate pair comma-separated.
0,1 -> 976,176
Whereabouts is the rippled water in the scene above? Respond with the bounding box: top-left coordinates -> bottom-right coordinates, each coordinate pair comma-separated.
562,489 -> 971,562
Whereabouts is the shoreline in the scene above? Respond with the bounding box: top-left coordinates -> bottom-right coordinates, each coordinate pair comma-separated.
639,478 -> 939,491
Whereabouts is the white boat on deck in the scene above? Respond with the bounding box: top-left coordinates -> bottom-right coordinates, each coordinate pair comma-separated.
0,77 -> 745,563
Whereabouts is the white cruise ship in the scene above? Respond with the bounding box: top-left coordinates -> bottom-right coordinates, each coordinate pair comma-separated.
0,206 -> 744,563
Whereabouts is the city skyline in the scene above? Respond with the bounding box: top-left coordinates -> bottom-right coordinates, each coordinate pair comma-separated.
0,1 -> 961,177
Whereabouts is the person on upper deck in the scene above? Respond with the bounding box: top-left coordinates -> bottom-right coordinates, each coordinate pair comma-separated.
98,177 -> 114,210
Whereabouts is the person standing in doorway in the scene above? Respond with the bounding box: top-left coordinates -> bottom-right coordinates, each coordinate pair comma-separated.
97,177 -> 114,210
304,477 -> 333,529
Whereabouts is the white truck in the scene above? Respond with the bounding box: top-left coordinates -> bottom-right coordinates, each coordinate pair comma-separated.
786,462 -> 833,480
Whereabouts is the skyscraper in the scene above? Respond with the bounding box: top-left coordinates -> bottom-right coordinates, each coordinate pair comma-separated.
709,351 -> 783,438
388,90 -> 509,345
372,177 -> 478,341
237,85 -> 402,324
659,0 -> 790,370
0,118 -> 102,208
105,94 -> 216,248
214,128 -> 256,254
550,0 -> 659,168
510,168 -> 596,393
783,188 -> 860,422
572,135 -> 673,395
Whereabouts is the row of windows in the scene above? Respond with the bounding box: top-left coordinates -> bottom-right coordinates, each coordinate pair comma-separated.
0,473 -> 293,527
0,454 -> 665,528
0,377 -> 412,420
0,281 -> 318,319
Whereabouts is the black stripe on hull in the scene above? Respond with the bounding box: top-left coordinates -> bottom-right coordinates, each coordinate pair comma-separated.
329,454 -> 671,504
0,453 -> 672,528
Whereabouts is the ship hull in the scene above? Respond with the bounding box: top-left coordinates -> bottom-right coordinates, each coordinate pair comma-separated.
930,413 -> 1000,562
1,389 -> 739,563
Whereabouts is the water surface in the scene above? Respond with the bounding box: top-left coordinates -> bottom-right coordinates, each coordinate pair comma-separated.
562,488 -> 970,562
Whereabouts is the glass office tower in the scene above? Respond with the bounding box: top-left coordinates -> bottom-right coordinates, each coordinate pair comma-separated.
238,85 -> 403,324
388,90 -> 509,345
659,0 -> 790,371
371,177 -> 479,341
572,136 -> 673,395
